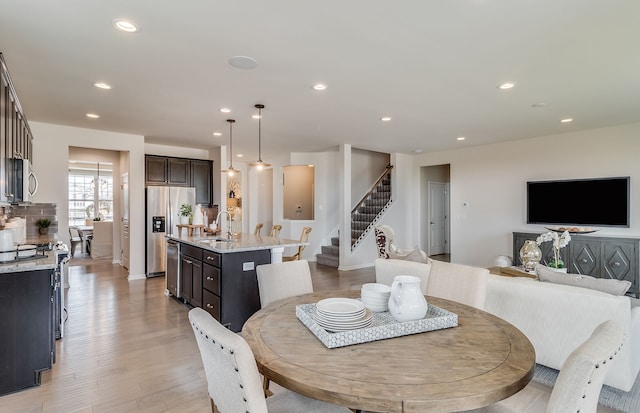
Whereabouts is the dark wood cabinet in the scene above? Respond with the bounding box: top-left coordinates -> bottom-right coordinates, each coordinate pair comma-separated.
0,268 -> 55,396
513,232 -> 639,297
190,159 -> 213,206
145,155 -> 168,185
180,243 -> 202,307
145,155 -> 213,206
168,158 -> 190,186
0,54 -> 34,205
179,243 -> 270,332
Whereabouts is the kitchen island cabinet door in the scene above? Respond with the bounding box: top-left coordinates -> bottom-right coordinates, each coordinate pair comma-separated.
0,268 -> 55,396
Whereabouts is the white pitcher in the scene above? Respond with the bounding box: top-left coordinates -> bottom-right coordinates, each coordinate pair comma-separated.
388,275 -> 428,322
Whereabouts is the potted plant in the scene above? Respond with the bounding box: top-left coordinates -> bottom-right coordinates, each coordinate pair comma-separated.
35,218 -> 51,235
536,230 -> 571,271
179,203 -> 193,224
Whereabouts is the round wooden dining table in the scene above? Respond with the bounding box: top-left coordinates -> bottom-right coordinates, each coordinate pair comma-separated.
242,290 -> 535,413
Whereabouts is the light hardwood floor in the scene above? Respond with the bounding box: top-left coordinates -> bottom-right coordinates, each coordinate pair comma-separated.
0,260 -> 617,413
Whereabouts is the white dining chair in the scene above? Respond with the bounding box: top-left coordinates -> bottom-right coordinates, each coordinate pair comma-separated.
89,221 -> 113,259
256,259 -> 314,395
427,260 -> 489,310
256,260 -> 314,309
462,320 -> 624,413
188,308 -> 351,413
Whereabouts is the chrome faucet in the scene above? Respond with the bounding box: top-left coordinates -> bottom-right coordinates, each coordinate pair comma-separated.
216,210 -> 232,239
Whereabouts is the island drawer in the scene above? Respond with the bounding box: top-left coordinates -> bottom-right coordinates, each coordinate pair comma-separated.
203,264 -> 220,295
203,290 -> 221,321
203,251 -> 221,267
182,244 -> 202,260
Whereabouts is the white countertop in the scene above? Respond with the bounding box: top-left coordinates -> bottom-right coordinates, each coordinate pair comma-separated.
0,253 -> 57,273
167,233 -> 307,253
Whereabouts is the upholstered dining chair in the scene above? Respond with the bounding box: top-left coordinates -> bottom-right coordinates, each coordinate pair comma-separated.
462,320 -> 624,413
68,227 -> 82,257
89,221 -> 113,259
374,224 -> 427,261
269,224 -> 282,238
256,259 -> 314,395
254,223 -> 264,236
427,260 -> 489,310
188,308 -> 351,413
282,226 -> 312,261
256,260 -> 314,308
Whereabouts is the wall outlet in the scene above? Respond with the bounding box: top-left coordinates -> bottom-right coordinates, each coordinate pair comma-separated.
242,262 -> 255,271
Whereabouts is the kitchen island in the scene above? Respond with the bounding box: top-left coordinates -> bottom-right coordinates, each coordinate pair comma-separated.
166,233 -> 308,332
0,254 -> 58,396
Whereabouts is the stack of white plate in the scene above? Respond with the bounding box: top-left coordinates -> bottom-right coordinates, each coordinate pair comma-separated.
360,283 -> 392,312
312,298 -> 373,332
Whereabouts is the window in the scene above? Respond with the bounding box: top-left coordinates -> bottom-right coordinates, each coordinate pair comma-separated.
68,162 -> 113,226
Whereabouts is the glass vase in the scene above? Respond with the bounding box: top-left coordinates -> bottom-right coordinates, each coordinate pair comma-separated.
520,240 -> 542,272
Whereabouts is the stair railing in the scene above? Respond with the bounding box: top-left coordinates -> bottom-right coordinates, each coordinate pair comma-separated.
351,164 -> 393,249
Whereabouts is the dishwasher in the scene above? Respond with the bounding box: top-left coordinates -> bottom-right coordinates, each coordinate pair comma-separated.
165,239 -> 181,297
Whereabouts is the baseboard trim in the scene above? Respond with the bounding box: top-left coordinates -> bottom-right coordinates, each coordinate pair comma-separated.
338,263 -> 374,271
127,273 -> 146,281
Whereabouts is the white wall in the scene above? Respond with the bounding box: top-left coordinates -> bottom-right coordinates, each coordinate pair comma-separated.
31,122 -> 146,279
145,143 -> 210,160
414,123 -> 640,268
351,148 -> 390,205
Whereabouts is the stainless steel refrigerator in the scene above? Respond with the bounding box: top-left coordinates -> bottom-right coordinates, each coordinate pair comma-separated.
145,186 -> 195,278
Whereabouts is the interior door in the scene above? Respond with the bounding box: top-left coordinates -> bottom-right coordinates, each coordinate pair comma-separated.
428,182 -> 447,256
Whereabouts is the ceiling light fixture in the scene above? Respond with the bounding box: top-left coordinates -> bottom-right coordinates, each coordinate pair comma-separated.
93,82 -> 112,90
113,19 -> 139,33
313,83 -> 327,91
228,56 -> 258,70
220,108 -> 231,113
381,116 -> 392,122
249,104 -> 271,171
213,132 -> 222,136
457,136 -> 466,141
236,154 -> 244,158
498,82 -> 516,90
221,119 -> 238,176
561,118 -> 573,123
86,113 -> 100,119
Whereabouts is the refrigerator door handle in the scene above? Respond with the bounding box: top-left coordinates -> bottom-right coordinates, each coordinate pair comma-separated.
167,201 -> 173,236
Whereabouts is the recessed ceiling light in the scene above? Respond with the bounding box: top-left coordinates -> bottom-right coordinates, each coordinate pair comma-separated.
236,154 -> 244,158
86,113 -> 100,119
213,132 -> 222,136
498,82 -> 516,90
220,108 -> 231,113
308,164 -> 314,167
413,149 -> 423,153
112,19 -> 139,33
531,102 -> 547,108
93,82 -> 112,90
251,114 -> 261,119
381,116 -> 392,122
228,56 -> 257,69
457,136 -> 466,141
313,83 -> 327,91
560,118 -> 573,123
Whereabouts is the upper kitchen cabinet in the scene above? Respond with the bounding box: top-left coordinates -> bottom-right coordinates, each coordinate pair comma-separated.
145,155 -> 213,206
0,53 -> 34,205
190,159 -> 213,206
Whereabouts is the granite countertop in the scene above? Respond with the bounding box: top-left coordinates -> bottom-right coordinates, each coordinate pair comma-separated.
0,253 -> 57,273
167,233 -> 307,253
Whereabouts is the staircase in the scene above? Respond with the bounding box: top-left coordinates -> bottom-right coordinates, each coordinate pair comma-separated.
316,236 -> 340,267
351,166 -> 393,249
315,165 -> 394,268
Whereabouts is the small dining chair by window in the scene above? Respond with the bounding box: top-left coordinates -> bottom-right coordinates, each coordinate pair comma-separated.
282,226 -> 312,261
254,223 -> 264,236
69,227 -> 82,257
188,308 -> 351,413
463,320 -> 624,413
269,224 -> 282,238
90,221 -> 113,259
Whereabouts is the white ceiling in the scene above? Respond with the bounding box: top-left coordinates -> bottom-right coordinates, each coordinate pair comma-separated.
1,0 -> 639,161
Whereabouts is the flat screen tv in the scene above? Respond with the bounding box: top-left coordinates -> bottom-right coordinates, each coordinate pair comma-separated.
527,177 -> 630,227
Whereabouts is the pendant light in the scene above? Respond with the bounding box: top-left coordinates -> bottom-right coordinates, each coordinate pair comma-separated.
222,119 -> 238,176
249,104 -> 271,170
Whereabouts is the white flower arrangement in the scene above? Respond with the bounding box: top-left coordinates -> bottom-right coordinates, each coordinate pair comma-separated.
226,178 -> 241,199
536,230 -> 571,268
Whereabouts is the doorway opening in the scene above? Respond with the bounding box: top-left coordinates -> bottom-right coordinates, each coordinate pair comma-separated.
421,164 -> 451,262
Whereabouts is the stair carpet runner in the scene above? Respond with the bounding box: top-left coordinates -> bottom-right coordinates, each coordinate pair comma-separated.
316,237 -> 340,268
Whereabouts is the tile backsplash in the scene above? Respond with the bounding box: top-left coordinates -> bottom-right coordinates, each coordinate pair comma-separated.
8,203 -> 58,240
